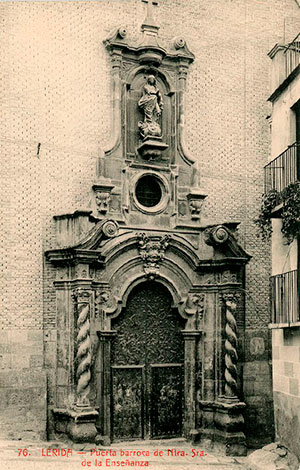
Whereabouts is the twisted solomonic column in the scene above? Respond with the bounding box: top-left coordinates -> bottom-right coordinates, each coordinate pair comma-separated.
223,293 -> 239,400
73,289 -> 92,407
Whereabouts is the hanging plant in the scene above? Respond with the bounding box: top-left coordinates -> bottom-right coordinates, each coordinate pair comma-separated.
255,189 -> 279,240
281,181 -> 300,244
255,182 -> 300,243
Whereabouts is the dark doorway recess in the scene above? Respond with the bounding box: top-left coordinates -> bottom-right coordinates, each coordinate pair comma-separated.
111,281 -> 185,441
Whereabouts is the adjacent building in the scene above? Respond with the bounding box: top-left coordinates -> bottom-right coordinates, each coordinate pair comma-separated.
266,31 -> 300,459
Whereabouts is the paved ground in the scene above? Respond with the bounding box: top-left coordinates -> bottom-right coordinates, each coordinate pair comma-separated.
0,439 -> 248,470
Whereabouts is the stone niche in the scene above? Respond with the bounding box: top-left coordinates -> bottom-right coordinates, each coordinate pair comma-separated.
45,1 -> 251,456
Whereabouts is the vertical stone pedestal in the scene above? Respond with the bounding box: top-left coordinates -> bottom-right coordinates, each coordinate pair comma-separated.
53,406 -> 98,443
214,399 -> 246,456
198,400 -> 216,445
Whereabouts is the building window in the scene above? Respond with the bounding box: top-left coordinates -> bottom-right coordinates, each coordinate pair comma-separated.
271,270 -> 300,324
131,172 -> 169,215
136,175 -> 162,208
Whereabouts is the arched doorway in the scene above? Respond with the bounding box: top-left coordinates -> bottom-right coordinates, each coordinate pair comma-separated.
111,281 -> 185,441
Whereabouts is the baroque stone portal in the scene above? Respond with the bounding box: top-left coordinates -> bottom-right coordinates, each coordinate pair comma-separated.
45,0 -> 250,457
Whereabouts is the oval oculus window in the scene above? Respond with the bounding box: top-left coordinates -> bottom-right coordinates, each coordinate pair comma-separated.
135,175 -> 162,208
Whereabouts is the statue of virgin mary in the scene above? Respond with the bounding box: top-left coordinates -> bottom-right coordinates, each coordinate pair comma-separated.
138,75 -> 163,139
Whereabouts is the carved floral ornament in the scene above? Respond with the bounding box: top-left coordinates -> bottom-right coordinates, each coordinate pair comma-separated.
97,291 -> 110,304
137,233 -> 170,278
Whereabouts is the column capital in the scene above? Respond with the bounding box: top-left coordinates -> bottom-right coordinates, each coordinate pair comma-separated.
97,330 -> 117,340
72,287 -> 92,303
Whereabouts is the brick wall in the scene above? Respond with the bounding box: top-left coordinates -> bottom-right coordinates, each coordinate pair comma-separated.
1,0 -> 299,442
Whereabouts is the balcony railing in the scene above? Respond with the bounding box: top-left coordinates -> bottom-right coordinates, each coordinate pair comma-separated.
284,33 -> 300,78
264,142 -> 299,194
271,270 -> 300,324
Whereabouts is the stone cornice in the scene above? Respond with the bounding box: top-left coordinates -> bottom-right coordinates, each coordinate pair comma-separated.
46,249 -> 102,265
104,28 -> 195,66
197,258 -> 249,268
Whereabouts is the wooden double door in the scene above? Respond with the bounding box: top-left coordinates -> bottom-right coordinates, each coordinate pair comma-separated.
111,281 -> 185,440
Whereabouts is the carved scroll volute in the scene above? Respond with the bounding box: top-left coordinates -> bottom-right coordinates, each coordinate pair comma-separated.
222,293 -> 239,400
72,288 -> 92,407
204,225 -> 229,246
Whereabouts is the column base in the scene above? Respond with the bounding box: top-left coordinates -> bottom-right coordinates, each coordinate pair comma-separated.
198,399 -> 247,456
53,406 -> 98,443
214,399 -> 247,456
189,429 -> 201,444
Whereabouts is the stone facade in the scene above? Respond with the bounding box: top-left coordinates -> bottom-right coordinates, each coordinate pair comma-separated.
1,0 -> 300,450
272,329 -> 300,458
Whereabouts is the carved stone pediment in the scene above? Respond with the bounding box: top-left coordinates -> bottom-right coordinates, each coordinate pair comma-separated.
46,219 -> 119,264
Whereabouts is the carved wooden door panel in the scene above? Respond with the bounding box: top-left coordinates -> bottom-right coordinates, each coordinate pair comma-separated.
111,281 -> 185,440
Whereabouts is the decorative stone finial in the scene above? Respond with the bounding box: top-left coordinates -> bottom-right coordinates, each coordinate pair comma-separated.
138,0 -> 165,65
141,0 -> 159,33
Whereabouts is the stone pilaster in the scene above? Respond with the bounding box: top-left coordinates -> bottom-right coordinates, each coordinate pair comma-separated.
96,331 -> 117,444
182,330 -> 201,441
